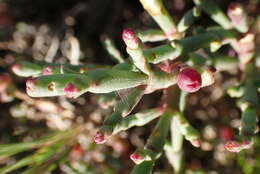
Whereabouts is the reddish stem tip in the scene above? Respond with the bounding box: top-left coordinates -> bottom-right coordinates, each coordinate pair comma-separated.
191,139 -> 201,148
94,131 -> 106,144
228,2 -> 243,15
26,77 -> 36,94
11,64 -> 22,73
122,29 -> 139,49
130,152 -> 144,164
64,83 -> 79,98
177,67 -> 202,93
122,29 -> 135,41
42,67 -> 53,75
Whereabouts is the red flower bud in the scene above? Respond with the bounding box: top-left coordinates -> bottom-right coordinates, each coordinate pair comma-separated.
177,67 -> 202,93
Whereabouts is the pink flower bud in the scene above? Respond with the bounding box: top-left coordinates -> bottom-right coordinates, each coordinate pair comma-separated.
11,64 -> 22,74
177,67 -> 202,93
130,152 -> 145,164
64,83 -> 79,98
94,131 -> 106,144
122,29 -> 139,49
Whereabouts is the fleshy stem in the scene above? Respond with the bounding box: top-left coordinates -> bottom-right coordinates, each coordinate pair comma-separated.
101,36 -> 125,63
123,29 -> 152,75
165,91 -> 186,173
95,86 -> 146,144
137,29 -> 167,43
139,0 -> 182,40
130,110 -> 172,173
177,7 -> 201,33
12,61 -> 110,77
13,29 -> 237,78
193,0 -> 232,29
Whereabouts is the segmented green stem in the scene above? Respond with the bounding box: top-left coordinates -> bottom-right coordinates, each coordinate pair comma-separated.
177,7 -> 201,32
137,29 -> 167,42
139,0 -> 182,40
102,37 -> 124,63
131,110 -> 172,173
193,0 -> 232,29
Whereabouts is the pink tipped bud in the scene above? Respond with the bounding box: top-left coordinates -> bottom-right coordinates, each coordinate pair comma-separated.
191,139 -> 201,148
26,77 -> 36,95
241,140 -> 253,149
220,127 -> 234,141
130,152 -> 145,164
11,64 -> 22,74
227,3 -> 248,33
64,83 -> 79,98
177,67 -> 202,93
224,141 -> 242,153
159,103 -> 167,115
122,29 -> 139,49
42,67 -> 53,75
94,131 -> 106,144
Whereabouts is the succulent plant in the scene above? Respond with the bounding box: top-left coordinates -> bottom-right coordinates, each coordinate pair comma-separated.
5,0 -> 259,173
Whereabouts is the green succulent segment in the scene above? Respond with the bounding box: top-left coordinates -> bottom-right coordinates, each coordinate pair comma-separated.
139,0 -> 181,40
213,55 -> 238,72
87,70 -> 148,93
144,43 -> 182,64
174,112 -> 200,146
13,61 -> 110,77
238,64 -> 259,142
99,87 -> 146,139
177,7 -> 201,32
102,37 -> 124,63
27,70 -> 148,98
137,29 -> 167,42
112,107 -> 164,135
14,29 -> 236,77
26,74 -> 90,98
144,29 -> 236,64
176,29 -> 236,53
227,84 -> 245,98
240,106 -> 258,141
125,35 -> 152,75
193,0 -> 232,29
131,161 -> 154,174
133,110 -> 172,162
